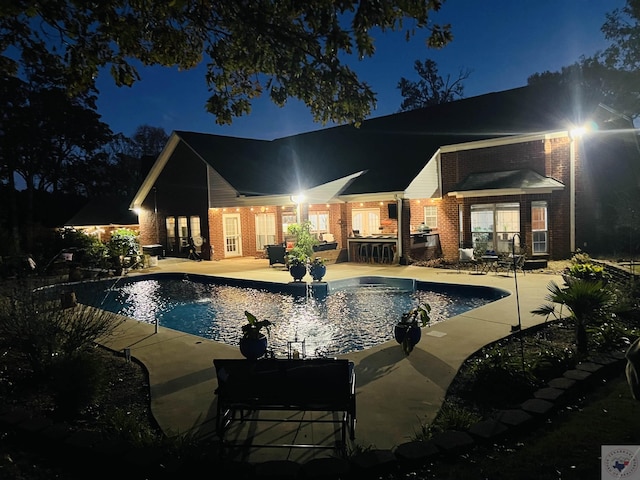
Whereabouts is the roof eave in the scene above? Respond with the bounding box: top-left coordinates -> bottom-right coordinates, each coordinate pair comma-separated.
447,186 -> 565,199
130,133 -> 182,210
440,130 -> 569,153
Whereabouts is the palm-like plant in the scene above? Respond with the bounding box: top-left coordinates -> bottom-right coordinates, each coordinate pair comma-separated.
532,279 -> 615,354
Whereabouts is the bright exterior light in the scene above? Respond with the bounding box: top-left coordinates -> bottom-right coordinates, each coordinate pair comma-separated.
133,207 -> 142,215
569,126 -> 586,139
291,194 -> 305,204
569,121 -> 598,139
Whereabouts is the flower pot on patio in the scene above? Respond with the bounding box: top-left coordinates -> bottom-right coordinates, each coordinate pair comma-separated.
289,263 -> 307,282
309,264 -> 326,282
394,304 -> 431,355
239,311 -> 272,360
394,323 -> 422,351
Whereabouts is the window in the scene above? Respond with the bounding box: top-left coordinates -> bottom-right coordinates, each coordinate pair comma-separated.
532,201 -> 548,254
190,216 -> 201,241
282,212 -> 297,235
470,205 -> 494,251
495,203 -> 520,252
470,203 -> 520,253
178,216 -> 188,250
424,205 -> 438,229
166,217 -> 176,251
255,213 -> 276,250
352,208 -> 380,236
309,211 -> 329,235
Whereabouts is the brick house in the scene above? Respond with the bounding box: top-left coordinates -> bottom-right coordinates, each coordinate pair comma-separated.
130,85 -> 638,264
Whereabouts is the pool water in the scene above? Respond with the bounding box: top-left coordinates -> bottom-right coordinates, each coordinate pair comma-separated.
78,275 -> 507,357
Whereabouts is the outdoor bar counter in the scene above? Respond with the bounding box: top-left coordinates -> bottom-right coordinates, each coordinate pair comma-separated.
347,236 -> 397,262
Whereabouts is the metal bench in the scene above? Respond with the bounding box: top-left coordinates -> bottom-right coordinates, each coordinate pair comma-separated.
214,358 -> 356,455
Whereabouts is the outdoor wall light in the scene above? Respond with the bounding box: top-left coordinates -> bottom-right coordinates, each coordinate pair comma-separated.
569,126 -> 586,139
290,194 -> 305,204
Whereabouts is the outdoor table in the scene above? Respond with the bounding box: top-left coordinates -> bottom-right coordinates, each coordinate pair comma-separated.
480,255 -> 500,274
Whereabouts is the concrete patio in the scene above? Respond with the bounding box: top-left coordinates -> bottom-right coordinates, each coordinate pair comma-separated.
101,257 -> 563,464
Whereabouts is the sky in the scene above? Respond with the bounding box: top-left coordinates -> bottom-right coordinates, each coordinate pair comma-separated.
95,0 -> 626,141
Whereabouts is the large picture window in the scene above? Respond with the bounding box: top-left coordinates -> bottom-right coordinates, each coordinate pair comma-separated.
531,201 -> 548,254
471,203 -> 520,253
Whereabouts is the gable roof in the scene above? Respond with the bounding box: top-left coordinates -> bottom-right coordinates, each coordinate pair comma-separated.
133,84 -> 622,208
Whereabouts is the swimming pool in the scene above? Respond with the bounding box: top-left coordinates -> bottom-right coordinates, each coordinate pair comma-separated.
75,274 -> 508,357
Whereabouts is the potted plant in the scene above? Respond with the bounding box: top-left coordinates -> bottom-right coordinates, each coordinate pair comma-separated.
287,253 -> 309,281
107,228 -> 140,276
239,310 -> 273,360
308,257 -> 326,281
394,303 -> 431,355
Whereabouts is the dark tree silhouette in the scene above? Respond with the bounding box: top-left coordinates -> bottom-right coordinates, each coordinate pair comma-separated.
1,1 -> 453,126
0,56 -> 112,252
398,58 -> 471,111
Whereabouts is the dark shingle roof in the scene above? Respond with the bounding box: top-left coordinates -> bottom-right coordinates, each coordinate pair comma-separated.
65,197 -> 138,226
452,169 -> 565,192
175,84 -> 609,197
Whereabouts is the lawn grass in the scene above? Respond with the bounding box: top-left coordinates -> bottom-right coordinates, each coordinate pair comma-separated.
425,373 -> 640,480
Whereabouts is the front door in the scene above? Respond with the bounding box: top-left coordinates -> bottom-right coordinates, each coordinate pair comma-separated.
223,213 -> 242,257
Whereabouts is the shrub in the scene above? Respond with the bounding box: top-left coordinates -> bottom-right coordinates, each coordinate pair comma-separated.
524,337 -> 576,379
50,350 -> 107,418
0,285 -> 122,376
107,228 -> 140,258
570,249 -> 592,265
460,344 -> 541,408
566,263 -> 608,282
102,406 -> 163,447
431,399 -> 482,434
587,317 -> 635,352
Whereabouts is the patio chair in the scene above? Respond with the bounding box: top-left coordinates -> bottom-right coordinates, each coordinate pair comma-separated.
497,252 -> 526,276
266,244 -> 286,267
457,248 -> 478,273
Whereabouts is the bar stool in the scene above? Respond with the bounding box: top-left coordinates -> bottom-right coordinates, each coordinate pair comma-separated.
381,243 -> 393,264
358,243 -> 371,262
350,242 -> 358,262
370,243 -> 382,263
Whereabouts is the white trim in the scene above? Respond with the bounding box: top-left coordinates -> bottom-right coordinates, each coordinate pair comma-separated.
405,151 -> 440,199
439,130 -> 569,153
130,133 -> 181,210
337,191 -> 405,203
448,186 -> 564,198
303,170 -> 366,203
